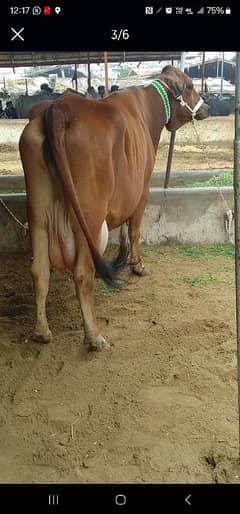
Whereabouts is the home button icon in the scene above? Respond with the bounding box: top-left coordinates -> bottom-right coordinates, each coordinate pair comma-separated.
115,494 -> 127,506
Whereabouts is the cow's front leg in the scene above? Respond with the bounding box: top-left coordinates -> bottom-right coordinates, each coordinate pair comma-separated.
74,254 -> 110,352
31,228 -> 52,343
129,193 -> 149,276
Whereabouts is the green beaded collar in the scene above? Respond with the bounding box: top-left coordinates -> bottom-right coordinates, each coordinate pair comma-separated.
151,80 -> 171,124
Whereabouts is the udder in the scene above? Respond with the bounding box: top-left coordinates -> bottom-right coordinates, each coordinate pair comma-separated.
48,202 -> 76,271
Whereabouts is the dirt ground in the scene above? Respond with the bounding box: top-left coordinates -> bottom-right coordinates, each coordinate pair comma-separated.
0,245 -> 239,484
0,142 -> 233,174
155,142 -> 233,171
0,144 -> 23,175
0,116 -> 234,173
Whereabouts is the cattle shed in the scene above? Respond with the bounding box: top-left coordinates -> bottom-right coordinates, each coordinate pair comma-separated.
1,51 -> 240,482
0,51 -> 181,68
185,58 -> 236,84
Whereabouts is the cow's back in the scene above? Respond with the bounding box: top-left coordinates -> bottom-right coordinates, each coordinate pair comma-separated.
20,89 -> 156,233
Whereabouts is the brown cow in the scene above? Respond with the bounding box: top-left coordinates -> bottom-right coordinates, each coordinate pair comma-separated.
28,89 -> 85,120
19,66 -> 209,351
29,100 -> 53,120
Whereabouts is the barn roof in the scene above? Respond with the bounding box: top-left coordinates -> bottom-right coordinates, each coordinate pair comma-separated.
0,52 -> 181,68
186,58 -> 236,69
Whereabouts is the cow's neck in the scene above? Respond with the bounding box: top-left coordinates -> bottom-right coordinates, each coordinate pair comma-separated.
144,85 -> 170,152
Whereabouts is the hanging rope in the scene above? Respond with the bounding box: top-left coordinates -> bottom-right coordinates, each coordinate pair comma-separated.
191,119 -> 234,243
0,197 -> 29,234
224,209 -> 235,244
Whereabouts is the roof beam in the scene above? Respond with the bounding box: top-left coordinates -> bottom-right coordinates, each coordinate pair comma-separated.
0,52 -> 181,68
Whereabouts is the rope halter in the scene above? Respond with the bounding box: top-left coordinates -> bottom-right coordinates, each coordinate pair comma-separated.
151,78 -> 204,123
175,93 -> 204,119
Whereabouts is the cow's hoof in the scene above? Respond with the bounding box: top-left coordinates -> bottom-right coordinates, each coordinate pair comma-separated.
131,264 -> 149,276
88,335 -> 110,352
32,330 -> 52,344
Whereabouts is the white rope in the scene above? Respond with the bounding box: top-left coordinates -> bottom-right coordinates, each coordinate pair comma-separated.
177,95 -> 204,118
191,119 -> 234,244
224,209 -> 235,244
0,197 -> 29,234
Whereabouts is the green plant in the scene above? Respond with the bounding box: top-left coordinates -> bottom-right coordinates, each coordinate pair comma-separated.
183,273 -> 220,287
178,244 -> 234,259
185,170 -> 233,188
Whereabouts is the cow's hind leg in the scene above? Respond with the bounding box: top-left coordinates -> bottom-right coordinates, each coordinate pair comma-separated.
129,193 -> 149,276
31,227 -> 52,343
111,223 -> 129,271
74,247 -> 109,352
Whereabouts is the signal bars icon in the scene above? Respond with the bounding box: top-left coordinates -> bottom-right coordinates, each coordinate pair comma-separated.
197,7 -> 205,14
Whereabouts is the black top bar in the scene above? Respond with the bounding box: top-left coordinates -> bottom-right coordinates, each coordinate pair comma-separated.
0,1 -> 239,51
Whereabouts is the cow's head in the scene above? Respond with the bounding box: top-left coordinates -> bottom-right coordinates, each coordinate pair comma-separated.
157,65 -> 209,131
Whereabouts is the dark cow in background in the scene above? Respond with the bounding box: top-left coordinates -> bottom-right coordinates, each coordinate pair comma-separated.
15,91 -> 60,118
15,88 -> 85,119
19,66 -> 209,351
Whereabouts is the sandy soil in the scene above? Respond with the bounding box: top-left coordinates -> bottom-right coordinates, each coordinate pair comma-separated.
0,145 -> 21,174
0,115 -> 234,174
0,142 -> 233,175
155,142 -> 233,171
0,113 -> 234,175
0,245 -> 239,483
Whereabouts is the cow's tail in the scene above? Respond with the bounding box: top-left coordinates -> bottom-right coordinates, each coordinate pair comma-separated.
111,222 -> 130,271
43,101 -> 125,288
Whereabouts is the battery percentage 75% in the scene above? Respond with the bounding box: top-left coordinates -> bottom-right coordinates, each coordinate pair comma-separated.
206,6 -> 225,14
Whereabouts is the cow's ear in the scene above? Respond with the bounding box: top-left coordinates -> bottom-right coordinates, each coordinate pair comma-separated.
160,69 -> 186,98
166,77 -> 186,98
174,81 -> 186,98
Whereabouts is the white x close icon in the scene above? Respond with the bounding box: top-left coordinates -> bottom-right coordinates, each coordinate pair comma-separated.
11,27 -> 24,41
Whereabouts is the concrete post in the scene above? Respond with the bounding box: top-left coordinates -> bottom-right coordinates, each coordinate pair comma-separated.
220,51 -> 224,97
233,51 -> 240,461
180,52 -> 186,72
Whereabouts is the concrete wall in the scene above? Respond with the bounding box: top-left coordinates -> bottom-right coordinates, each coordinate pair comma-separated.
109,187 -> 234,245
0,188 -> 234,253
0,194 -> 29,253
144,187 -> 234,244
160,115 -> 234,146
0,169 -> 232,193
0,119 -> 27,145
0,115 -> 234,147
